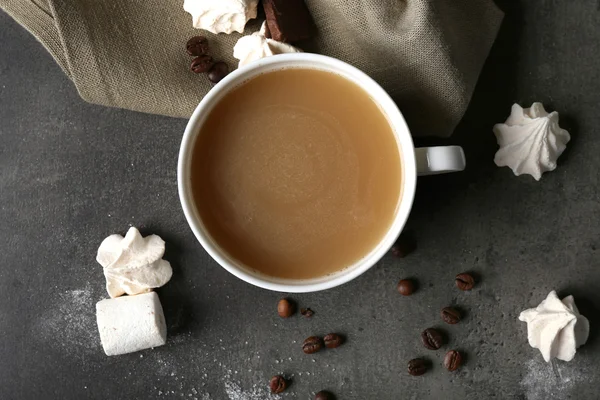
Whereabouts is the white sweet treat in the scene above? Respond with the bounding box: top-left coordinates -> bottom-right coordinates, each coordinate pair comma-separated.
97,227 -> 172,298
96,292 -> 167,356
493,103 -> 570,180
519,291 -> 589,362
183,0 -> 259,34
233,22 -> 302,68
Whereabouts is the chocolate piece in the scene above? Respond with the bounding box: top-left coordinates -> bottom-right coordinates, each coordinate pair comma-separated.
262,0 -> 315,43
263,21 -> 272,39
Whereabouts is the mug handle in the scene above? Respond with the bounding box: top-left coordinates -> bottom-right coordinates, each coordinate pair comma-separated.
415,146 -> 466,176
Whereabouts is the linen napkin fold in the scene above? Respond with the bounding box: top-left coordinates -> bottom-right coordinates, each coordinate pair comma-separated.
1,0 -> 503,137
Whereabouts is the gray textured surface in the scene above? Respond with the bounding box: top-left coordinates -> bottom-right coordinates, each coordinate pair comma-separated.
1,2 -> 600,399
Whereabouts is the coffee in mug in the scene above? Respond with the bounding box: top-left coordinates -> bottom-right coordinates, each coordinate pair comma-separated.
190,68 -> 402,280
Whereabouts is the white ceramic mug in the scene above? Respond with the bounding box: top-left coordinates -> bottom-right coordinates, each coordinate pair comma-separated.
178,54 -> 465,293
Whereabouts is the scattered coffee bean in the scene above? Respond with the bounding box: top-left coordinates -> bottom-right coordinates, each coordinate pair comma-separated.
397,279 -> 415,296
301,308 -> 315,318
315,391 -> 335,400
455,273 -> 475,291
407,358 -> 428,376
208,61 -> 229,83
191,55 -> 214,74
444,350 -> 463,371
186,36 -> 210,56
302,336 -> 323,354
441,307 -> 461,324
269,375 -> 287,394
421,328 -> 445,350
277,298 -> 295,318
390,233 -> 416,258
323,333 -> 343,349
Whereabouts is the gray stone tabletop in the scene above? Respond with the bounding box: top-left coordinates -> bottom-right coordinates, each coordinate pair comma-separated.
1,2 -> 600,399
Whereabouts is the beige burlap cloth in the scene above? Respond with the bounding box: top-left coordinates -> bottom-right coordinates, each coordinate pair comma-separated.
1,0 -> 503,137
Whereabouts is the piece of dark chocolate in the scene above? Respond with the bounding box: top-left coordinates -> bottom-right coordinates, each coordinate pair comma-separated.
262,0 -> 315,43
263,20 -> 272,39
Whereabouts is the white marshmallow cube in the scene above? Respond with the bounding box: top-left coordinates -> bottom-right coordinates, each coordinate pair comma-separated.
96,291 -> 167,356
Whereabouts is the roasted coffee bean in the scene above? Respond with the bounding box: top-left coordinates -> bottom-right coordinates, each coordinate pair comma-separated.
397,279 -> 415,296
455,273 -> 475,291
186,36 -> 210,56
390,233 -> 416,258
421,328 -> 444,350
408,358 -> 428,376
208,61 -> 229,83
444,350 -> 463,371
315,391 -> 335,400
323,333 -> 343,349
301,308 -> 315,318
441,307 -> 461,324
269,375 -> 287,394
191,55 -> 214,73
302,336 -> 323,354
277,298 -> 295,318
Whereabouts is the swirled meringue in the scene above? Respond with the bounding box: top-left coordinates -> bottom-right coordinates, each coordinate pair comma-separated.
519,291 -> 589,362
183,0 -> 258,34
493,103 -> 570,180
233,22 -> 302,68
96,227 -> 173,298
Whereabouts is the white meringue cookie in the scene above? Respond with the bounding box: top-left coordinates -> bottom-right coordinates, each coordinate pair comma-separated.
96,227 -> 173,298
519,291 -> 589,362
233,22 -> 302,68
493,103 -> 570,180
183,0 -> 259,34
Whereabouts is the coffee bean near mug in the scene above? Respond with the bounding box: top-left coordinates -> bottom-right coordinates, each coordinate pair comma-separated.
191,55 -> 214,74
315,391 -> 335,400
408,358 -> 429,376
456,273 -> 475,291
444,350 -> 463,371
186,36 -> 209,56
441,307 -> 461,324
323,333 -> 343,349
302,336 -> 324,354
179,54 -> 466,293
269,375 -> 287,394
397,279 -> 416,296
421,328 -> 445,350
277,298 -> 295,318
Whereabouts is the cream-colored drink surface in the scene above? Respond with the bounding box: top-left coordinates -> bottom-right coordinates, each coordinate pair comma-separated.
191,68 -> 402,279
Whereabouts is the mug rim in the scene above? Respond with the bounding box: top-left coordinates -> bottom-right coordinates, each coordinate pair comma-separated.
178,53 -> 417,293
